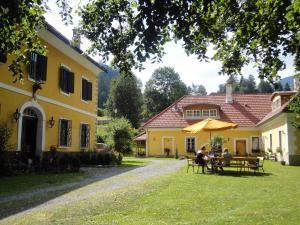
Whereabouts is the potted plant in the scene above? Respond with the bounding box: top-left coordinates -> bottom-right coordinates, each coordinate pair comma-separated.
276,147 -> 285,165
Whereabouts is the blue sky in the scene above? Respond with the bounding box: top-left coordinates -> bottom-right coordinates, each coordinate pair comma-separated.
45,1 -> 296,94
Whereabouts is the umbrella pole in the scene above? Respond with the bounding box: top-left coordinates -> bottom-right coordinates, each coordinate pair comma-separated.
210,131 -> 212,149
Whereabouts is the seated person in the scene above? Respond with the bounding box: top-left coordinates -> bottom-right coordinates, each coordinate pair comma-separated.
195,149 -> 207,173
222,148 -> 232,166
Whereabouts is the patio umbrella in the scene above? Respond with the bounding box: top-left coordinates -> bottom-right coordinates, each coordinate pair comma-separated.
182,118 -> 238,148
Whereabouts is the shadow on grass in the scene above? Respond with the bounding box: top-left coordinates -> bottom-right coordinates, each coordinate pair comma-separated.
0,164 -> 143,219
189,168 -> 272,177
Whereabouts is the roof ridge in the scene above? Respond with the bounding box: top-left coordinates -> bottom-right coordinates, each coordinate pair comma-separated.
143,95 -> 187,128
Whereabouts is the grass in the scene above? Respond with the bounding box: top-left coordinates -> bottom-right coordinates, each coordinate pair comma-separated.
0,171 -> 86,197
1,159 -> 300,224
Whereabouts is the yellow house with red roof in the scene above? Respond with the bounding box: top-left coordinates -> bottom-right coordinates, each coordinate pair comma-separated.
143,85 -> 300,165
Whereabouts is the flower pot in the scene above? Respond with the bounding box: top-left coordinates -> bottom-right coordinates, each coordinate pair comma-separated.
281,161 -> 286,165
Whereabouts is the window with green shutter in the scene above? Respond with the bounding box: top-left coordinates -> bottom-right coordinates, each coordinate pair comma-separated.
59,66 -> 74,94
59,119 -> 72,147
81,78 -> 92,101
29,52 -> 47,82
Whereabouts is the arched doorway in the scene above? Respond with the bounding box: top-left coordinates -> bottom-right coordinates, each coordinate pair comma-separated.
21,108 -> 38,159
17,100 -> 46,159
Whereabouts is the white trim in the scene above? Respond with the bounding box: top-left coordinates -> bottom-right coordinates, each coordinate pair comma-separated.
185,136 -> 197,153
39,29 -> 102,75
161,136 -> 174,155
0,82 -> 96,118
17,100 -> 46,155
233,138 -> 249,155
60,63 -> 71,71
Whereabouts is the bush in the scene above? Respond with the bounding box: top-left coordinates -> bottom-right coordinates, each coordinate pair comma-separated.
105,118 -> 134,154
57,154 -> 69,172
97,135 -> 105,143
69,156 -> 80,172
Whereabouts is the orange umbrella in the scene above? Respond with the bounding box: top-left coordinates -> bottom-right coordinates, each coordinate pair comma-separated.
183,118 -> 238,147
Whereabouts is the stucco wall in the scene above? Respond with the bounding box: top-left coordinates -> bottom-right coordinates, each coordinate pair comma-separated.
146,128 -> 261,156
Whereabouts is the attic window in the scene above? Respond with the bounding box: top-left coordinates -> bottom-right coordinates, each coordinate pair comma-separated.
272,99 -> 280,111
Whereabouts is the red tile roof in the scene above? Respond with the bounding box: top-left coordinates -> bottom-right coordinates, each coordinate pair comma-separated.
143,94 -> 273,128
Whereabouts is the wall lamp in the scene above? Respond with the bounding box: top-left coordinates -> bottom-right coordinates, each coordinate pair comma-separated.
13,108 -> 20,122
48,116 -> 55,128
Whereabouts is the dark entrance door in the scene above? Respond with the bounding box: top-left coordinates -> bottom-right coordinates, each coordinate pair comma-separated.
21,109 -> 38,159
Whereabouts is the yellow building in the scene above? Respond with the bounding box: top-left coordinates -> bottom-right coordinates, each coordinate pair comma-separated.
0,23 -> 104,158
143,85 -> 300,165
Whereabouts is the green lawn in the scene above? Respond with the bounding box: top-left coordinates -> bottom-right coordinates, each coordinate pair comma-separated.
0,172 -> 86,197
1,159 -> 300,224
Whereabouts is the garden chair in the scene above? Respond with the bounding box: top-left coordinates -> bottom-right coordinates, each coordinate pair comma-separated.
248,157 -> 265,174
186,158 -> 200,173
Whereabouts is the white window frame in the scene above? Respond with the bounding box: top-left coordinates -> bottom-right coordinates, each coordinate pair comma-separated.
81,76 -> 90,104
28,52 -> 38,83
60,64 -> 72,96
209,109 -> 217,117
202,109 -> 210,118
185,136 -> 196,153
250,136 -> 261,153
80,122 -> 89,148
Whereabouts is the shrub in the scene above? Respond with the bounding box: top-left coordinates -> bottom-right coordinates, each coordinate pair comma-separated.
96,152 -> 104,165
69,156 -> 80,172
105,118 -> 134,154
97,135 -> 105,143
103,152 -> 112,165
57,154 -> 69,172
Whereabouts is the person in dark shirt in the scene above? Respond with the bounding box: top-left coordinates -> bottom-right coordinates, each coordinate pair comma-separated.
195,147 -> 207,173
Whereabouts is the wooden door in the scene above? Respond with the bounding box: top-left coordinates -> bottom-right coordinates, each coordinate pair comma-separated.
163,137 -> 173,156
236,140 -> 246,156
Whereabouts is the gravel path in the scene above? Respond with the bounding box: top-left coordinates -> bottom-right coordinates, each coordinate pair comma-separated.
1,159 -> 185,218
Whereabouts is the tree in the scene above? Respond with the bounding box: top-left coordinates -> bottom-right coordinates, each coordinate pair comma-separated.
188,84 -> 207,96
143,67 -> 188,119
257,79 -> 274,93
274,82 -> 283,91
79,0 -> 299,80
284,83 -> 292,91
104,118 -> 134,154
106,74 -> 142,128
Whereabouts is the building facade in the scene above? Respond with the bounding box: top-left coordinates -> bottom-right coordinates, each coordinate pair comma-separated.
143,86 -> 300,165
0,24 -> 103,159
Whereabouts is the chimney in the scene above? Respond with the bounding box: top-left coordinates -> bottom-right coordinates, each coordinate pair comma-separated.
72,28 -> 81,49
226,83 -> 233,103
294,77 -> 300,91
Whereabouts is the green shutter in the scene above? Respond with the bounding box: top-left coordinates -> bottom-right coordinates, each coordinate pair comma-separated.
87,81 -> 92,101
59,67 -> 65,92
69,71 -> 75,93
82,79 -> 87,100
29,52 -> 36,79
40,55 -> 48,81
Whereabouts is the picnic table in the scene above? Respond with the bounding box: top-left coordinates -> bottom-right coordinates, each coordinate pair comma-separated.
187,156 -> 264,173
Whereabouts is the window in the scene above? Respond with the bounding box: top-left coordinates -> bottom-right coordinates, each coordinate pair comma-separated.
29,52 -> 48,81
251,137 -> 260,152
269,134 -> 272,150
59,119 -> 72,147
209,109 -> 217,117
81,78 -> 93,101
279,131 -> 282,150
272,99 -> 280,111
186,137 -> 195,152
202,109 -> 209,117
80,123 -> 90,148
59,66 -> 74,94
186,110 -> 201,118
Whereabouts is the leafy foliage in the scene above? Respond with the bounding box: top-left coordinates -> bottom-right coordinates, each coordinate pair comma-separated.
104,118 -> 134,154
79,0 -> 299,80
0,0 -> 48,82
106,74 -> 143,128
143,67 -> 188,119
257,79 -> 274,93
0,122 -> 12,152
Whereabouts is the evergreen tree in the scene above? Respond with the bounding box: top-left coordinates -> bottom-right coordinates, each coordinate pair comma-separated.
106,74 -> 142,128
257,79 -> 274,93
284,83 -> 291,91
187,84 -> 207,95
